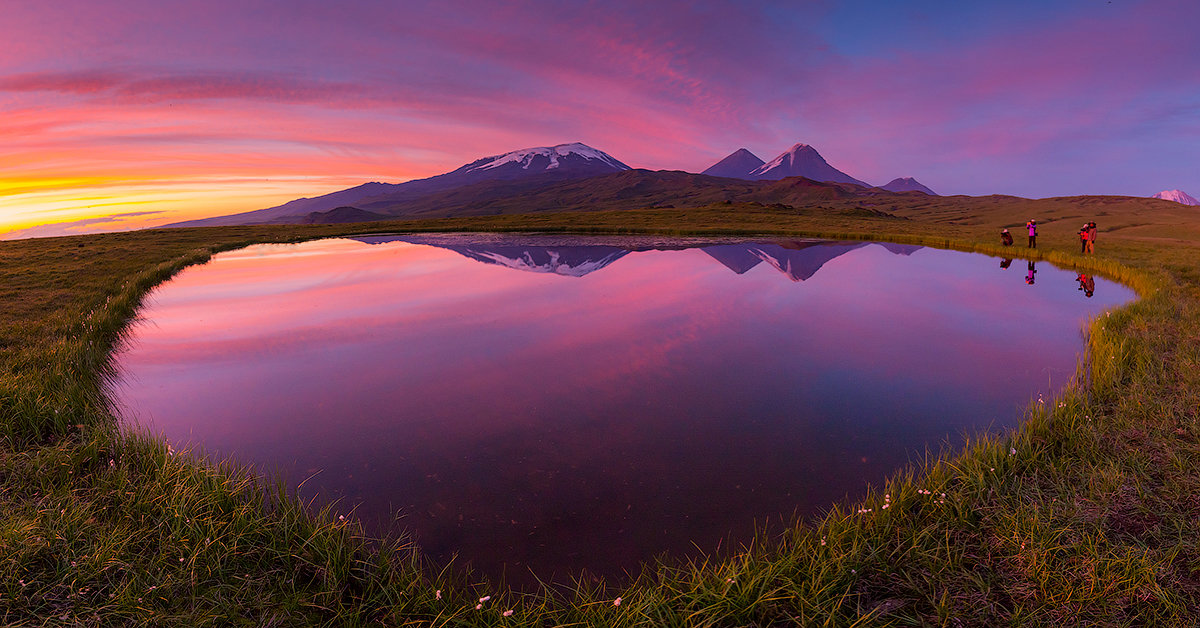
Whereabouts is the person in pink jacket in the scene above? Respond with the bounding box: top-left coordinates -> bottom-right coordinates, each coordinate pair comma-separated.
1026,219 -> 1037,248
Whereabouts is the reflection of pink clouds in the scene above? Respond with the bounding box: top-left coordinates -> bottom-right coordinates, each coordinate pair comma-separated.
138,245 -> 740,406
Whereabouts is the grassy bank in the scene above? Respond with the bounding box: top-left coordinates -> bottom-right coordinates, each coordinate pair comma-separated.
3,197 -> 1200,625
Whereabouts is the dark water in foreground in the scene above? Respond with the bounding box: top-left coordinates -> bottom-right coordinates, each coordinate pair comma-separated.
111,234 -> 1134,587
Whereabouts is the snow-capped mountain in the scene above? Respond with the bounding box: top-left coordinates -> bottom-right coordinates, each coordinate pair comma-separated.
1152,189 -> 1199,206
460,142 -> 629,174
167,142 -> 629,227
702,148 -> 765,179
746,143 -> 868,186
881,177 -> 937,195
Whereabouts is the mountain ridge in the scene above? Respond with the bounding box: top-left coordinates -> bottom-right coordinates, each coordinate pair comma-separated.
166,140 -> 941,228
167,142 -> 629,227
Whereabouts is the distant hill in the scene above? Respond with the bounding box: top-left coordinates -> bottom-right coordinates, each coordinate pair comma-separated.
298,206 -> 392,224
747,143 -> 868,186
167,142 -> 630,227
702,148 -> 765,179
1152,189 -> 1199,206
881,177 -> 937,195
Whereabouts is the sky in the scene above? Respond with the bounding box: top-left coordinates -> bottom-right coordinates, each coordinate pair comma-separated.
2,0 -> 1198,239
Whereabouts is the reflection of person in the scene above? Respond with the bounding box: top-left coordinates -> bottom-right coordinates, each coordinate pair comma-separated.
1001,229 -> 1013,246
1026,260 -> 1036,285
1000,258 -> 1012,269
1026,220 -> 1037,248
1086,221 -> 1097,254
1077,273 -> 1095,297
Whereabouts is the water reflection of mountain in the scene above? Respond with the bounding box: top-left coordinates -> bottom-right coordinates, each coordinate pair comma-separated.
354,234 -> 636,277
704,242 -> 867,282
349,234 -> 922,281
434,244 -> 631,277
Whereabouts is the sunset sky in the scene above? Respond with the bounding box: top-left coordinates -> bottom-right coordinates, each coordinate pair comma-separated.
3,0 -> 1198,239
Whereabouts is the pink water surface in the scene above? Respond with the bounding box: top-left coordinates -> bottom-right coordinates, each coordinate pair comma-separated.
111,234 -> 1133,587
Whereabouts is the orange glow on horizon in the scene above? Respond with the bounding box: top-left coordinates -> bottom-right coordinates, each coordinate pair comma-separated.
0,94 -> 517,239
0,169 -> 431,239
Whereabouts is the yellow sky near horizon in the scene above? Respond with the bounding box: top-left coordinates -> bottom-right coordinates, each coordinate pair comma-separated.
0,174 -> 392,239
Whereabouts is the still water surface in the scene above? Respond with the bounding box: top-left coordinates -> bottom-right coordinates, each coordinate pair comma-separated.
111,234 -> 1134,586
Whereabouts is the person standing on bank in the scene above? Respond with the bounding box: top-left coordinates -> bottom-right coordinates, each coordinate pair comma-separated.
1001,228 -> 1013,246
1080,223 -> 1089,254
1086,221 -> 1097,254
1026,219 -> 1037,248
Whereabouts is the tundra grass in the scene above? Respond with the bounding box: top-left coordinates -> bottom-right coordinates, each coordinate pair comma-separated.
3,198 -> 1200,625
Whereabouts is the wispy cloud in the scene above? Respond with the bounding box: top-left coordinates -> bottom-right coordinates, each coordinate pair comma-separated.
2,211 -> 165,240
0,70 -> 375,106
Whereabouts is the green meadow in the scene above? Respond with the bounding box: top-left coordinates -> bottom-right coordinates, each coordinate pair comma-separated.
4,195 -> 1200,625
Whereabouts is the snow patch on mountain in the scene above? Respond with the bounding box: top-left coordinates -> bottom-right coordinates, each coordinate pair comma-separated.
750,144 -> 809,175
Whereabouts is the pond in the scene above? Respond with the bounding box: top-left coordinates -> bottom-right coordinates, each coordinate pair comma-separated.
109,233 -> 1134,587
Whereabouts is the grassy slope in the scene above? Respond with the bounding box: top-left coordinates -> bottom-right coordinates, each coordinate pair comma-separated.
2,196 -> 1200,625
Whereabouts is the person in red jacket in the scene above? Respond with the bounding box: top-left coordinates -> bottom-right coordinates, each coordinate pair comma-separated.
1026,219 -> 1037,248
